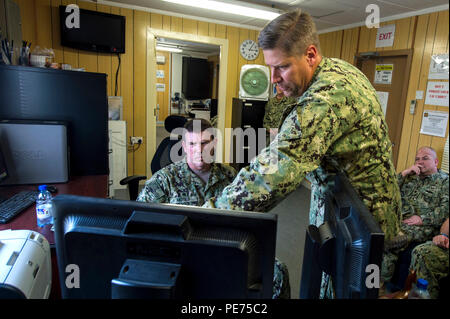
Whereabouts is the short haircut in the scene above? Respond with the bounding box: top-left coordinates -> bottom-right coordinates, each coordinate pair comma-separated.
418,146 -> 437,159
258,9 -> 321,56
182,119 -> 214,141
184,118 -> 212,132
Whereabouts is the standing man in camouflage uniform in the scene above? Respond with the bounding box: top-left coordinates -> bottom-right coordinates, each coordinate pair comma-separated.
382,146 -> 449,284
263,84 -> 297,146
137,119 -> 291,299
203,9 -> 402,298
409,218 -> 449,298
204,9 -> 401,242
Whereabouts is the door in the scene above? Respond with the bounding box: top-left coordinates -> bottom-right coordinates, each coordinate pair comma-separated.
357,50 -> 412,168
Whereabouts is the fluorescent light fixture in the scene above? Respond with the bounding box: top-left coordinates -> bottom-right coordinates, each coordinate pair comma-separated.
156,45 -> 183,53
162,0 -> 281,20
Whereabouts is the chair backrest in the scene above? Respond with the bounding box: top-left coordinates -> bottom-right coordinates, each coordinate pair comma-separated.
151,115 -> 187,174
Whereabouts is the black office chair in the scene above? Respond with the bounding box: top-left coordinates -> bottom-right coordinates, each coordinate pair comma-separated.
120,115 -> 188,200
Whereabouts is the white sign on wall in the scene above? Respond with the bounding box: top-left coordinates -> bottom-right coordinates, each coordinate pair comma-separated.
156,70 -> 165,78
428,53 -> 449,80
425,81 -> 449,107
374,64 -> 394,84
420,110 -> 449,137
156,83 -> 165,92
376,24 -> 396,48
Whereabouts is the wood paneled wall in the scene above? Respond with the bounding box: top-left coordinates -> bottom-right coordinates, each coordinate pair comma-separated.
17,0 -> 266,176
319,11 -> 449,172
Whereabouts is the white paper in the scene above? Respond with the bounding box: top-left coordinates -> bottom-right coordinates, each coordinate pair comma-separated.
156,83 -> 165,92
420,110 -> 449,137
376,24 -> 396,48
374,64 -> 393,84
425,81 -> 449,107
415,91 -> 424,100
376,91 -> 389,116
428,53 -> 449,80
156,70 -> 165,78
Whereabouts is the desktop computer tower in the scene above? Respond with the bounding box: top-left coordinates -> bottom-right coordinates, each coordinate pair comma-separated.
0,120 -> 69,185
230,98 -> 266,170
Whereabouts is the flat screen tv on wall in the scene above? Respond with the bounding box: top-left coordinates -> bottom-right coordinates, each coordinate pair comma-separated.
182,57 -> 211,100
59,5 -> 125,54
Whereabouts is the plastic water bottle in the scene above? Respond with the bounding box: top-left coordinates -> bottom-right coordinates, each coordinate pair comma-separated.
36,185 -> 53,227
408,278 -> 431,299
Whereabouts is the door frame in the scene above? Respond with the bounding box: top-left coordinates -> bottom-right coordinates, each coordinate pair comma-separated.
146,28 -> 229,179
355,49 -> 413,168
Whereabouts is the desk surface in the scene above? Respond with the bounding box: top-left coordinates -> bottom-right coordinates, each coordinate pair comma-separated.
0,175 -> 108,245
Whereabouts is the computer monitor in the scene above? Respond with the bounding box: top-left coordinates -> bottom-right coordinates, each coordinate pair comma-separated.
300,173 -> 385,299
53,195 -> 277,298
0,65 -> 108,176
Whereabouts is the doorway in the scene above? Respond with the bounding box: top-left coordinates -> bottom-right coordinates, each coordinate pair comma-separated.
146,29 -> 229,178
356,50 -> 413,168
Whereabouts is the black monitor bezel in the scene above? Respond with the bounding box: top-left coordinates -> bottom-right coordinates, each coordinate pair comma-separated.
53,194 -> 277,299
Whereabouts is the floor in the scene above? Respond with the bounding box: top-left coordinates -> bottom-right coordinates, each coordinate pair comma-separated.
114,125 -> 310,298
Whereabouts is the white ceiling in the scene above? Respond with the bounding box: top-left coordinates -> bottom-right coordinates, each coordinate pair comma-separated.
99,0 -> 448,32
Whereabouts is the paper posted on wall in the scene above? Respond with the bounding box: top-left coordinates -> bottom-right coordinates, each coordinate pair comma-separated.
420,110 -> 449,137
428,53 -> 449,80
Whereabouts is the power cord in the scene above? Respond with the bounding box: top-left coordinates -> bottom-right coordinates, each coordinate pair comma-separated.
115,53 -> 121,96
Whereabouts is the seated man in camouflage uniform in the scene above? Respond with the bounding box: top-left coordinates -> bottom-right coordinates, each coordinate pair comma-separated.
263,84 -> 297,146
382,146 -> 449,285
409,218 -> 449,298
137,119 -> 291,298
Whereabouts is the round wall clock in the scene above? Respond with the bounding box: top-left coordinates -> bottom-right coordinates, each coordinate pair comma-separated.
239,39 -> 259,60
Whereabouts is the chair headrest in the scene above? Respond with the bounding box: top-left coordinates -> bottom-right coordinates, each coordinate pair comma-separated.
164,115 -> 188,133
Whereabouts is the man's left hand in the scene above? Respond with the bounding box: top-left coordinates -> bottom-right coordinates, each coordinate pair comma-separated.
402,215 -> 423,226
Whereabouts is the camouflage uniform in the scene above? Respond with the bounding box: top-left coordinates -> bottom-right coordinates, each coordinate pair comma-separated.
204,57 -> 401,242
263,96 -> 298,146
381,170 -> 449,283
137,158 -> 291,298
410,240 -> 449,298
136,158 -> 236,205
398,170 -> 449,242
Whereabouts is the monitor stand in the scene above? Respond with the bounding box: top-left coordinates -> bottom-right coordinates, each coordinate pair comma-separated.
111,259 -> 182,299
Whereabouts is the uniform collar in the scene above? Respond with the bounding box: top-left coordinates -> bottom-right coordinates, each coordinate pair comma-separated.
181,157 -> 219,187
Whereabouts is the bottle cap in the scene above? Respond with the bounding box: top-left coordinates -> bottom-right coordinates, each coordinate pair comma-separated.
417,278 -> 428,290
38,185 -> 47,191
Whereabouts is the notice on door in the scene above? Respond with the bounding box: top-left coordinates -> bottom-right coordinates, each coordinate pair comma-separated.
374,64 -> 394,84
156,83 -> 165,92
420,110 -> 449,137
376,24 -> 396,48
425,81 -> 449,107
376,91 -> 389,116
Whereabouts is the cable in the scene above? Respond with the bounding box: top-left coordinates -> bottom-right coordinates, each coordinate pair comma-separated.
115,53 -> 121,96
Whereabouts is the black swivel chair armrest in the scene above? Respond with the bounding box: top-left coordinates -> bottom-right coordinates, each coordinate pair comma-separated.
120,175 -> 147,201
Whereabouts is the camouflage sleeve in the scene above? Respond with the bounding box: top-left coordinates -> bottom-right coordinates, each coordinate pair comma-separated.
420,176 -> 449,226
204,97 -> 342,212
397,173 -> 405,189
263,99 -> 274,130
136,172 -> 170,203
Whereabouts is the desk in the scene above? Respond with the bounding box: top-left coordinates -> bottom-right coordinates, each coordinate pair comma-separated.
0,175 -> 108,244
0,175 -> 108,298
